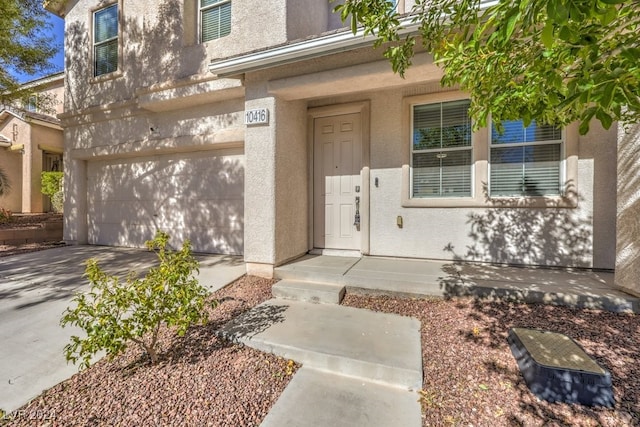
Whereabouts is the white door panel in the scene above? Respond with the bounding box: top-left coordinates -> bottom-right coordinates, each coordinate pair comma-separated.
313,113 -> 362,250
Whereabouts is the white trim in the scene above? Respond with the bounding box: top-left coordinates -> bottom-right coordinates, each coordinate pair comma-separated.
410,98 -> 474,199
208,0 -> 501,77
307,101 -> 370,255
209,17 -> 420,77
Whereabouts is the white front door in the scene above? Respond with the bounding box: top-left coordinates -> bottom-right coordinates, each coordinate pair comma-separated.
313,113 -> 362,250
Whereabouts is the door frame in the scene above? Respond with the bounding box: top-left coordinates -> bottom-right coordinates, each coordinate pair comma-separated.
307,101 -> 370,255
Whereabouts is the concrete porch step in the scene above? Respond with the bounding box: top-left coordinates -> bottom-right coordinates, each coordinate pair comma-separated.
219,299 -> 423,390
261,367 -> 422,427
272,279 -> 345,304
275,255 -> 640,313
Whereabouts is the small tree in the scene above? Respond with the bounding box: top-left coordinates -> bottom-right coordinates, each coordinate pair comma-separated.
61,231 -> 214,369
41,171 -> 63,212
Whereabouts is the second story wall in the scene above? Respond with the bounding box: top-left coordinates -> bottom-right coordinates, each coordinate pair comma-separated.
62,0 -> 305,113
18,73 -> 64,116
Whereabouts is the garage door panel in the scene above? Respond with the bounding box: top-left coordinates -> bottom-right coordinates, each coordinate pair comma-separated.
87,151 -> 244,254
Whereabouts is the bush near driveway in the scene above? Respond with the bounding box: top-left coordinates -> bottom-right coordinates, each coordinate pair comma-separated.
61,231 -> 214,368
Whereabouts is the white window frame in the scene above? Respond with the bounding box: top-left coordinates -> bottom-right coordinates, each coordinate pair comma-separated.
410,99 -> 474,199
92,3 -> 119,78
199,0 -> 232,43
488,119 -> 565,198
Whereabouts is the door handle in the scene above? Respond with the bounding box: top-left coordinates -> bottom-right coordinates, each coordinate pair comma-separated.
354,196 -> 361,229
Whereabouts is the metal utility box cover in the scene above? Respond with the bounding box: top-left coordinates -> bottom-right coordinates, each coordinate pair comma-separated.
508,328 -> 614,407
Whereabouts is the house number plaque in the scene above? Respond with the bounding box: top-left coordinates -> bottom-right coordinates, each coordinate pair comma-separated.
245,108 -> 269,126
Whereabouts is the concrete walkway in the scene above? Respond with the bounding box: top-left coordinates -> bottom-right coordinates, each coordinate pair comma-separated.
220,298 -> 423,427
276,255 -> 639,313
0,245 -> 245,413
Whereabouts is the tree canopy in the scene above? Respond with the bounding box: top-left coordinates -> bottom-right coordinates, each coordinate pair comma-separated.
0,0 -> 58,105
336,0 -> 640,134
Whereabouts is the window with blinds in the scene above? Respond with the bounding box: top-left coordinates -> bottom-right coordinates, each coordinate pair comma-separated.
490,120 -> 563,197
200,0 -> 231,42
93,4 -> 118,77
411,100 -> 472,198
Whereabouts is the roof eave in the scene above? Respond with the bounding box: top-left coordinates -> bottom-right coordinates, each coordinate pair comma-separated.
209,18 -> 420,78
43,0 -> 67,18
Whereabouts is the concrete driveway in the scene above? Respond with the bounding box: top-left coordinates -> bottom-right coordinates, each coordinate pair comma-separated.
0,245 -> 245,413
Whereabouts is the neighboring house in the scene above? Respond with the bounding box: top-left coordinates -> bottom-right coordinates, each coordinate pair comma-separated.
43,1 -> 639,297
0,73 -> 64,213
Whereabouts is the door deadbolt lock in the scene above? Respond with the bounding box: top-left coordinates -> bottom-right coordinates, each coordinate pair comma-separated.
355,185 -> 360,193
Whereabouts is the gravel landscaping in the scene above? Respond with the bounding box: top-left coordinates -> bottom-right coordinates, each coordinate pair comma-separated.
1,237 -> 637,426
1,275 -> 298,427
0,213 -> 64,258
342,294 -> 639,427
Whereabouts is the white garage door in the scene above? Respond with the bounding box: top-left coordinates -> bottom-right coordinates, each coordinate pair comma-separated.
87,150 -> 244,254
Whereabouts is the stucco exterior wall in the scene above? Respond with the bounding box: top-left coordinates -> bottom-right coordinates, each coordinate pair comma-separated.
274,99 -> 308,265
0,149 -> 22,212
0,117 -> 31,213
303,85 -> 617,269
62,0 -> 330,113
30,125 -> 64,212
616,122 -> 640,296
243,84 -> 277,271
63,99 -> 246,251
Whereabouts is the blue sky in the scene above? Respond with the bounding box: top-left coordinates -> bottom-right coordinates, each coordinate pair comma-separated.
14,12 -> 65,83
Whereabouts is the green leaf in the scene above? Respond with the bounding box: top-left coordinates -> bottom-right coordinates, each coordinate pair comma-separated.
541,22 -> 554,49
600,82 -> 616,109
596,109 -> 613,129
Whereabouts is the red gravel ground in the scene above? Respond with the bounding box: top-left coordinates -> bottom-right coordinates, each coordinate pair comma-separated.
1,237 -> 637,426
1,275 -> 298,427
342,294 -> 639,427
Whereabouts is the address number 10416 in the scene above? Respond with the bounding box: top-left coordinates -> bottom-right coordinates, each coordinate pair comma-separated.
244,108 -> 269,126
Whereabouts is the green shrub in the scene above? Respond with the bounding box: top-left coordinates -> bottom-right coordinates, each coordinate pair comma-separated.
61,231 -> 215,369
51,190 -> 63,213
41,171 -> 63,197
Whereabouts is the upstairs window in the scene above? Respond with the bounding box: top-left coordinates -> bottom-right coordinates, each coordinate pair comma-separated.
200,0 -> 231,42
411,100 -> 473,198
490,120 -> 563,197
93,4 -> 118,77
26,95 -> 38,112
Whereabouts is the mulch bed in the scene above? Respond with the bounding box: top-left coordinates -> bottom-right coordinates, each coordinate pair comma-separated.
1,275 -> 298,427
342,294 -> 639,427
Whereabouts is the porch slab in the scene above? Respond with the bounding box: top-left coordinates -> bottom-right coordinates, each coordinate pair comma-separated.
275,254 -> 360,283
272,279 -> 345,304
261,367 -> 421,427
219,299 -> 423,389
274,255 -> 639,313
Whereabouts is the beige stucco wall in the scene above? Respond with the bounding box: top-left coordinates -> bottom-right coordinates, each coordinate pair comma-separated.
0,147 -> 23,212
274,99 -> 308,265
63,98 -> 246,251
62,0 -> 338,114
0,117 -> 31,213
29,125 -> 64,212
304,87 -> 616,269
616,122 -> 640,296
